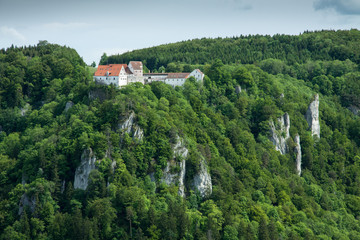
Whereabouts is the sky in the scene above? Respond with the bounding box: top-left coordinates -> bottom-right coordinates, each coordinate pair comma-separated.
0,0 -> 359,65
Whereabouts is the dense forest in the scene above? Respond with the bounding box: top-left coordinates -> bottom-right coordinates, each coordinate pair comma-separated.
100,29 -> 360,72
1,30 -> 360,239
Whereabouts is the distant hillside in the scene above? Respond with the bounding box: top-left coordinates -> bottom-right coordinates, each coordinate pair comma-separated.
101,29 -> 360,71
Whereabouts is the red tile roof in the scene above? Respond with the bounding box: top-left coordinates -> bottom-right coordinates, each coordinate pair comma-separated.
129,61 -> 142,71
143,73 -> 168,76
167,73 -> 190,79
94,64 -> 127,76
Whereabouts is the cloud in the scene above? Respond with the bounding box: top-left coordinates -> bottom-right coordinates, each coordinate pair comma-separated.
0,26 -> 26,41
314,0 -> 360,15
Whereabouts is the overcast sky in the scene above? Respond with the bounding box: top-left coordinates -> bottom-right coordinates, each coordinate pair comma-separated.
0,0 -> 359,65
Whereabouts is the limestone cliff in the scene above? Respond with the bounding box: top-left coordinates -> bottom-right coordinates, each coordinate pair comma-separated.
74,148 -> 97,190
306,94 -> 320,138
294,134 -> 302,176
160,136 -> 188,197
118,112 -> 144,141
20,103 -> 30,117
235,85 -> 242,94
18,193 -> 36,215
269,113 -> 290,155
151,135 -> 213,198
192,158 -> 212,198
348,105 -> 359,116
64,101 -> 74,112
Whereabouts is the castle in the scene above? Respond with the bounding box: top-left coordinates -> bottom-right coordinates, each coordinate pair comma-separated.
93,61 -> 204,87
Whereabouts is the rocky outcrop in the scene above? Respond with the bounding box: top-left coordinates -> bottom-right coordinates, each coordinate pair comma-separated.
294,134 -> 302,176
161,136 -> 188,197
235,85 -> 242,94
269,113 -> 290,155
61,180 -> 66,193
192,159 -> 212,198
74,148 -> 97,190
64,101 -> 74,112
119,112 -> 144,141
20,103 -> 30,117
151,136 -> 212,198
306,94 -> 320,138
18,193 -> 36,215
162,159 -> 186,197
348,105 -> 359,116
88,89 -> 107,102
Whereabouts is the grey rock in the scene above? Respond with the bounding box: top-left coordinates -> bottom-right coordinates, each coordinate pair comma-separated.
161,159 -> 186,197
269,113 -> 290,154
18,193 -> 36,215
235,85 -> 242,94
192,159 -> 212,198
294,134 -> 302,176
64,101 -> 74,112
61,180 -> 66,194
306,94 -> 320,138
151,136 -> 212,198
348,105 -> 360,115
74,148 -> 97,190
161,136 -> 187,197
119,112 -> 144,141
20,103 -> 30,117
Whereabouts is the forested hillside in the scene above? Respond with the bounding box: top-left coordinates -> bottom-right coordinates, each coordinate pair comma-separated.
1,33 -> 360,239
101,29 -> 360,71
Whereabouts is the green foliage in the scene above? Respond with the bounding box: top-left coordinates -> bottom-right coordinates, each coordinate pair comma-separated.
1,33 -> 360,239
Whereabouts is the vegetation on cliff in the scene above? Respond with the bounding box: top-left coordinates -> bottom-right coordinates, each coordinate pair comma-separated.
1,30 -> 360,239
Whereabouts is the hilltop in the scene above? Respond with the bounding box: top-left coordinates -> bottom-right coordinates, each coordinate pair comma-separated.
101,29 -> 360,70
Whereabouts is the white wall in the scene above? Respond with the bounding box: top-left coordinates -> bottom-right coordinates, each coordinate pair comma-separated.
189,69 -> 204,82
164,78 -> 186,87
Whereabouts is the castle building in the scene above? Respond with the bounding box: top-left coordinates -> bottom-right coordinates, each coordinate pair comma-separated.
94,61 -> 204,87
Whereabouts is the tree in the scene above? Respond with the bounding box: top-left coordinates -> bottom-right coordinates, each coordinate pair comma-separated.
258,217 -> 270,240
99,53 -> 108,65
126,206 -> 134,238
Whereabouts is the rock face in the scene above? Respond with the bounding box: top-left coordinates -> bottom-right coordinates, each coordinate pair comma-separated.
235,85 -> 242,94
154,136 -> 212,198
294,134 -> 302,176
306,94 -> 320,138
64,101 -> 74,112
192,159 -> 212,198
74,148 -> 97,190
18,193 -> 36,215
269,113 -> 290,155
119,112 -> 144,141
348,105 -> 359,116
161,137 -> 188,197
20,103 -> 30,117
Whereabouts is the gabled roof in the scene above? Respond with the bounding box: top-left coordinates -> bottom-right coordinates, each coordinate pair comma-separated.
94,64 -> 127,76
125,67 -> 133,74
167,73 -> 190,79
129,61 -> 142,71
